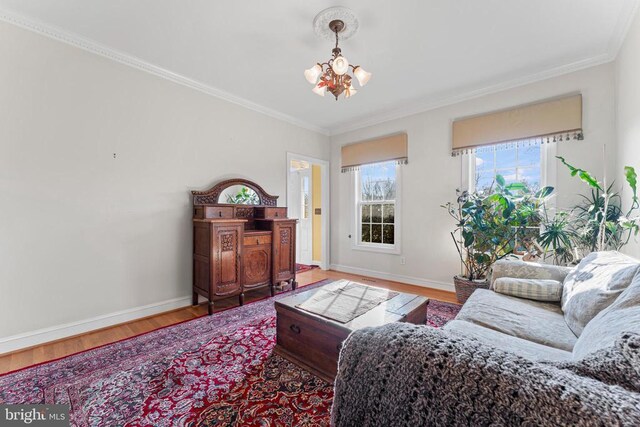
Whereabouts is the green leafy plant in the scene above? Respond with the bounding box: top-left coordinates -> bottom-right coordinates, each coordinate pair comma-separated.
226,186 -> 259,205
556,157 -> 639,253
538,211 -> 576,265
443,177 -> 553,281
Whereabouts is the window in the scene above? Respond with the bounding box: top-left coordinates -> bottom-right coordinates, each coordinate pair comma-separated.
354,161 -> 400,253
471,143 -> 545,194
465,141 -> 556,255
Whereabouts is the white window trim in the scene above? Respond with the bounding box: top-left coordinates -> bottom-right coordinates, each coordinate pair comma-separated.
351,164 -> 402,255
461,143 -> 557,197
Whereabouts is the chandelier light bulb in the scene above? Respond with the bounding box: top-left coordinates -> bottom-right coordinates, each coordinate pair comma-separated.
304,64 -> 322,84
345,85 -> 357,98
332,56 -> 349,75
312,83 -> 326,97
353,66 -> 372,86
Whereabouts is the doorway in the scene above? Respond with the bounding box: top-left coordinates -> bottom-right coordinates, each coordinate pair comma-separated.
286,153 -> 329,270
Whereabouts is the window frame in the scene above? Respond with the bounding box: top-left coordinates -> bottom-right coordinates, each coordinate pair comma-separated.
462,142 -> 556,196
351,162 -> 402,255
461,142 -> 557,253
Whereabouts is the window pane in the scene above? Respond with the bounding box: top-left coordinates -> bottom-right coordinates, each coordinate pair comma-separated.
475,142 -> 542,195
360,162 -> 396,201
382,179 -> 396,200
475,149 -> 494,172
518,167 -> 541,191
361,205 -> 371,223
495,146 -> 517,169
383,225 -> 394,244
371,224 -> 382,243
361,224 -> 371,243
383,204 -> 395,223
519,145 -> 540,166
475,170 -> 495,193
371,204 -> 382,223
498,168 -> 517,185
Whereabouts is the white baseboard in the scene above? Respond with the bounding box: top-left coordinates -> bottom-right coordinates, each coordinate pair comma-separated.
0,295 -> 192,355
330,263 -> 455,292
0,266 -> 453,355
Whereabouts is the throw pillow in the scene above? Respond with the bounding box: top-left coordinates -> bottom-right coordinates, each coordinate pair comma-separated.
561,251 -> 640,336
494,277 -> 563,302
573,270 -> 640,359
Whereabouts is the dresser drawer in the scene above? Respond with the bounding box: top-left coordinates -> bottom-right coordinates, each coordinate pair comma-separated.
193,206 -> 234,219
254,207 -> 288,219
243,234 -> 272,246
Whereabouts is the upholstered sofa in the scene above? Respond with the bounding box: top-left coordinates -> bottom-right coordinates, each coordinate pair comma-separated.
331,251 -> 640,426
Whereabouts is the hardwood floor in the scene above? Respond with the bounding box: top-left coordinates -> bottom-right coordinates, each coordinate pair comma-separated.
0,269 -> 456,374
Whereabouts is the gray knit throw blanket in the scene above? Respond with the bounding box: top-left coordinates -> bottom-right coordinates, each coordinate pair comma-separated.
331,323 -> 640,426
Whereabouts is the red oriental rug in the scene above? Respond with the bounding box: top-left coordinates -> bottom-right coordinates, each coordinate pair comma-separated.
0,280 -> 460,426
295,263 -> 319,274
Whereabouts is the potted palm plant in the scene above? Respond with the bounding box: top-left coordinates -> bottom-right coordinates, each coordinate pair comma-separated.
443,176 -> 553,303
533,158 -> 639,265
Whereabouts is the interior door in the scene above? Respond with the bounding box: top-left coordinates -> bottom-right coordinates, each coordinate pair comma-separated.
297,168 -> 313,265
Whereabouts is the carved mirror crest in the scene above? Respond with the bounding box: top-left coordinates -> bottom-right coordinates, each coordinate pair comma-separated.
192,178 -> 278,206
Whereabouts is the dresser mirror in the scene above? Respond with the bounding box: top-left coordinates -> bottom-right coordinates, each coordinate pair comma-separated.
219,185 -> 260,205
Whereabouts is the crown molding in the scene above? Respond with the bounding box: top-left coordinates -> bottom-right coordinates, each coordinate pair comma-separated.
0,9 -> 331,136
329,52 -> 614,136
330,0 -> 640,136
2,2 -> 639,139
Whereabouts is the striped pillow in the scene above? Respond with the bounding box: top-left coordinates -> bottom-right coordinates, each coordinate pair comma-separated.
494,277 -> 563,302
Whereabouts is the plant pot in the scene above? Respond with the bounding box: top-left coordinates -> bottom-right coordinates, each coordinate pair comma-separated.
454,275 -> 490,304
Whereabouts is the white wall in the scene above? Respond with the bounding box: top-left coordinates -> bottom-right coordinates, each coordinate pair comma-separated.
615,9 -> 640,260
0,21 -> 329,344
330,64 -> 616,289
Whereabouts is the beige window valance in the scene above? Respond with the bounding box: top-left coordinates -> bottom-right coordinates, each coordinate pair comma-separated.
341,133 -> 408,173
451,94 -> 583,156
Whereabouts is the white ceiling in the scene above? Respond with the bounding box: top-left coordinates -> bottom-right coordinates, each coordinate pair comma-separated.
0,1 -> 638,135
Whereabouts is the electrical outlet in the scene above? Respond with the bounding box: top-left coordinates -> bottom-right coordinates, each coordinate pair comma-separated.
400,257 -> 406,265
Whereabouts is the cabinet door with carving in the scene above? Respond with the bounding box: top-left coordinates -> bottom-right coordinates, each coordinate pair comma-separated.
212,224 -> 243,296
272,220 -> 296,283
243,244 -> 271,288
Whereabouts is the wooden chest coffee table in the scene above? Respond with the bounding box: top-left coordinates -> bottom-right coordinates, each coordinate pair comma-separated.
274,280 -> 429,382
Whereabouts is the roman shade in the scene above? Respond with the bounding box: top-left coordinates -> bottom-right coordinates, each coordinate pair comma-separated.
341,133 -> 408,173
451,94 -> 583,156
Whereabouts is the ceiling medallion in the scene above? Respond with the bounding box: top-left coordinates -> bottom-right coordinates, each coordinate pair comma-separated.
304,8 -> 371,101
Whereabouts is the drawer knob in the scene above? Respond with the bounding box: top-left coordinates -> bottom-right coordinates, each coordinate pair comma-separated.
290,324 -> 301,334
256,238 -> 260,245
275,212 -> 279,217
218,211 -> 222,217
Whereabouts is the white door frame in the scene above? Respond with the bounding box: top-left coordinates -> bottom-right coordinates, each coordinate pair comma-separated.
296,166 -> 313,265
286,152 -> 330,270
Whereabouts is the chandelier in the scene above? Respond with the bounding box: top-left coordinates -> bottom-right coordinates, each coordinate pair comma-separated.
304,19 -> 371,101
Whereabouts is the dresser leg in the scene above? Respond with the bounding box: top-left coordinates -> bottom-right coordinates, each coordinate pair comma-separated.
269,284 -> 275,297
239,293 -> 245,306
208,300 -> 214,315
192,292 -> 199,306
291,279 -> 298,290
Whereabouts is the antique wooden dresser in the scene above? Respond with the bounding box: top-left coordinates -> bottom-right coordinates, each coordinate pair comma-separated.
192,178 -> 297,314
